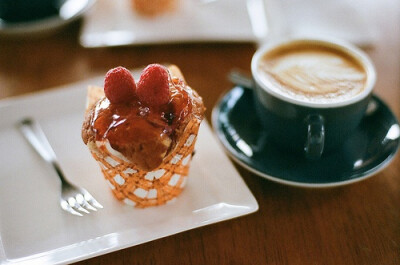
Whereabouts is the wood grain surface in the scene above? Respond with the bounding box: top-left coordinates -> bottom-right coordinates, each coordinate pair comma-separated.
0,0 -> 399,264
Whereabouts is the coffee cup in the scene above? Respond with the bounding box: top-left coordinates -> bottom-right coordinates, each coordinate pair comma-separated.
251,38 -> 376,159
0,0 -> 62,23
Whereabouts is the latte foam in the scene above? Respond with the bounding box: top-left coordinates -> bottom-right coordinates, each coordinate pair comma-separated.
258,45 -> 367,103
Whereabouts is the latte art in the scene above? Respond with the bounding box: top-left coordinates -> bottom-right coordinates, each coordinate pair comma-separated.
258,46 -> 367,103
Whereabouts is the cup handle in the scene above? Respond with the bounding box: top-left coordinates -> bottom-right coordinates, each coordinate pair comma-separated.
304,114 -> 325,160
228,70 -> 254,90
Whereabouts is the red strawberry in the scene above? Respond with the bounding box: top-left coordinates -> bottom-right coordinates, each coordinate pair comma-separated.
137,64 -> 170,106
104,66 -> 136,104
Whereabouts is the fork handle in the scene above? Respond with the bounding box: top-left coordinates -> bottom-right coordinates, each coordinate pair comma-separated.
19,118 -> 57,162
18,118 -> 68,184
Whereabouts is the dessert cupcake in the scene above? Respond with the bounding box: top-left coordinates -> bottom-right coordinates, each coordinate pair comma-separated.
82,64 -> 205,207
131,0 -> 179,17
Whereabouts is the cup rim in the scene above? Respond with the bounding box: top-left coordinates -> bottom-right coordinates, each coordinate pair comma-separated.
251,37 -> 376,108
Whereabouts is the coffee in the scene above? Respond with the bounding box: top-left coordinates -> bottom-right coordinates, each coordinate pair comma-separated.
257,43 -> 367,104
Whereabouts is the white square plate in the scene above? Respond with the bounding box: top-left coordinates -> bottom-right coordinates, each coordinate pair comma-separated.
0,76 -> 258,264
80,0 -> 267,47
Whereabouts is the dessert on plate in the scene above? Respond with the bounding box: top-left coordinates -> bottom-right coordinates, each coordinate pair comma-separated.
82,64 -> 205,207
131,0 -> 179,17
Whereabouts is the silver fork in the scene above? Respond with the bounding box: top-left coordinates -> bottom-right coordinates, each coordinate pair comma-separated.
18,118 -> 103,216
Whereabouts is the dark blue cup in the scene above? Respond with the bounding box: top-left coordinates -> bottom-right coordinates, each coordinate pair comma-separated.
251,38 -> 376,159
0,0 -> 62,23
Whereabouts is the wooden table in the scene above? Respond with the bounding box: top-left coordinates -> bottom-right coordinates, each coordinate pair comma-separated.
0,1 -> 399,264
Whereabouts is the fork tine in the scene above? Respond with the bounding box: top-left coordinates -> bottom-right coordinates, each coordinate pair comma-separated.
84,192 -> 104,209
76,206 -> 90,214
68,196 -> 90,214
76,193 -> 97,212
90,198 -> 104,209
81,200 -> 98,211
61,200 -> 83,217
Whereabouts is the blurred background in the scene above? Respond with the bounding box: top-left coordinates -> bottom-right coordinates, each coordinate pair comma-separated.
0,0 -> 397,118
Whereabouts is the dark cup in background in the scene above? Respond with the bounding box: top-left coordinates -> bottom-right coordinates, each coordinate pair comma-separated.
0,0 -> 63,23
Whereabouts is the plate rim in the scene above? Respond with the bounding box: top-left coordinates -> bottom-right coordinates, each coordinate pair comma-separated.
212,86 -> 400,188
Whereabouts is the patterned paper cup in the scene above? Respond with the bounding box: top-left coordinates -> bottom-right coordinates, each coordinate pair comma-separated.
88,116 -> 201,208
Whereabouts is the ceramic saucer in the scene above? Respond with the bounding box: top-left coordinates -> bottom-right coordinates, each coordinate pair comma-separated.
212,86 -> 400,188
0,0 -> 95,37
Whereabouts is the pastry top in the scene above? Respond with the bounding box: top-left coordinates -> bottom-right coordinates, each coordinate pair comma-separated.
82,64 -> 205,171
131,0 -> 178,17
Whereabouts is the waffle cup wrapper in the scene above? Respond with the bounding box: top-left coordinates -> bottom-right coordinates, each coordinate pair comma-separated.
88,117 -> 201,208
